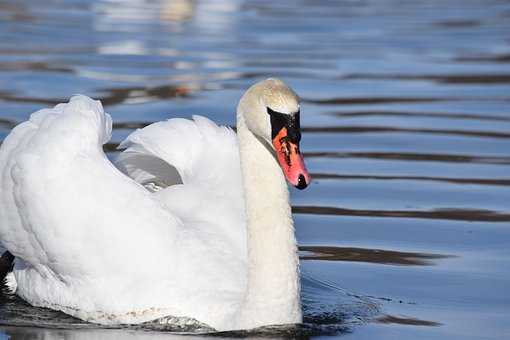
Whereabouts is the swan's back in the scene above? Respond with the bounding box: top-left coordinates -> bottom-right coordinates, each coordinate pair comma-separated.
0,96 -> 248,330
116,114 -> 246,252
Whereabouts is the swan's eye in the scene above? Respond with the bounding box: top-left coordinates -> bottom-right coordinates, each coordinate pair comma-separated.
267,107 -> 301,143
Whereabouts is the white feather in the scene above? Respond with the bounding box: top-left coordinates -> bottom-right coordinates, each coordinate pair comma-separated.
0,96 -> 246,330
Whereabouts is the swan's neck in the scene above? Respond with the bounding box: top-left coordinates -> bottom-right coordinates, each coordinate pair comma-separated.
236,114 -> 301,329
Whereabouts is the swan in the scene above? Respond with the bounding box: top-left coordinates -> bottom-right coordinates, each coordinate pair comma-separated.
0,78 -> 311,331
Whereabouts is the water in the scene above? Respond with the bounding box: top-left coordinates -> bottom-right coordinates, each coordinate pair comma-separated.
0,0 -> 509,338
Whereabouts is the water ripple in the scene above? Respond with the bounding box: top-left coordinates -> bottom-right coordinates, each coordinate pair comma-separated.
299,246 -> 454,266
329,110 -> 510,122
311,173 -> 510,186
304,151 -> 510,165
376,314 -> 441,327
341,73 -> 510,84
302,126 -> 510,139
293,206 -> 510,222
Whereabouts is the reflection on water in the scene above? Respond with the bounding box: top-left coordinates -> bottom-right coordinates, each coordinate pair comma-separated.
311,173 -> 510,186
340,73 -> 510,84
375,314 -> 441,327
293,206 -> 510,222
330,110 -> 510,122
1,0 -> 510,339
302,125 -> 510,139
299,246 -> 453,266
0,84 -> 191,107
303,151 -> 510,164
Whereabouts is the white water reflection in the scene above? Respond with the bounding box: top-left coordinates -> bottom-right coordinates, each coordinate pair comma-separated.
1,327 -> 192,340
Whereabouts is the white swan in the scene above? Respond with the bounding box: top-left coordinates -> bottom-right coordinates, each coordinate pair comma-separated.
0,78 -> 311,331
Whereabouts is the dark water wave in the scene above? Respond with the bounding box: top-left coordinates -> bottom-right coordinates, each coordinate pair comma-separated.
302,126 -> 510,139
304,152 -> 510,165
303,97 -> 450,105
455,53 -> 510,63
375,315 -> 441,327
293,206 -> 510,222
0,61 -> 74,73
304,96 -> 510,105
299,246 -> 454,266
340,73 -> 510,84
0,118 -> 16,130
0,47 -> 95,56
330,110 -> 510,122
311,173 -> 510,186
0,85 -> 191,107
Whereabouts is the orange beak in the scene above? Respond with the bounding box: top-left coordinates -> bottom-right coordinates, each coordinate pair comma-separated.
272,127 -> 311,189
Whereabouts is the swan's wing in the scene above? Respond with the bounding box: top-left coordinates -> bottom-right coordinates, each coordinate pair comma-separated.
0,95 -> 183,291
0,96 -> 180,273
0,97 -> 246,328
116,115 -> 242,197
115,116 -> 246,248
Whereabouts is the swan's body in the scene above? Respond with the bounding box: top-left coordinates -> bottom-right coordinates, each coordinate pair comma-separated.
0,79 -> 310,331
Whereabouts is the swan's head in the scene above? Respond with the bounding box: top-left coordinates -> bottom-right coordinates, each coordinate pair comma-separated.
238,78 -> 311,190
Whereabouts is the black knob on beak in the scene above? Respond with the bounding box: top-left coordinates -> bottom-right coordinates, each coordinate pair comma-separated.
295,174 -> 308,190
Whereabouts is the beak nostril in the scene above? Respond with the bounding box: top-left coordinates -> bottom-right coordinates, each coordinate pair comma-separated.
295,174 -> 308,190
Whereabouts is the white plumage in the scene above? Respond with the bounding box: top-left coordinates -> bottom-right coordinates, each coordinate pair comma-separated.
0,79 -> 308,331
